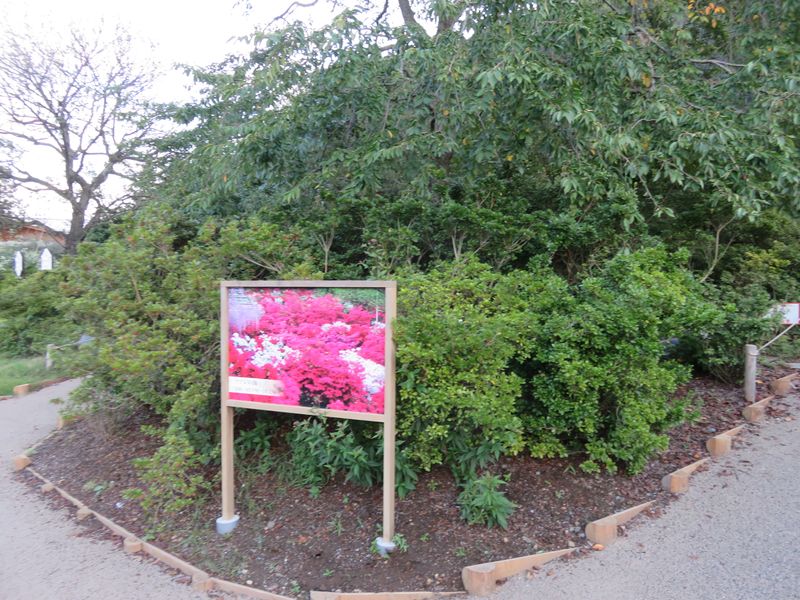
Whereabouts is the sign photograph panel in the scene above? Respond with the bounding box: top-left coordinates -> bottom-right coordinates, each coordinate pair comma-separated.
221,281 -> 395,422
771,302 -> 800,325
226,285 -> 387,414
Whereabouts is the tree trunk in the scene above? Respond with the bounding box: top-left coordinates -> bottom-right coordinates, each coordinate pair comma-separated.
64,206 -> 86,254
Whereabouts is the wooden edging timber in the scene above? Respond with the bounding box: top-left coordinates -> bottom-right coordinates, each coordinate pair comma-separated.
11,377 -> 72,398
21,467 -> 293,599
13,383 -> 31,397
310,592 -> 465,600
743,395 -> 775,423
460,548 -> 575,596
661,457 -> 710,494
706,425 -> 745,458
770,373 -> 798,396
584,501 -> 655,546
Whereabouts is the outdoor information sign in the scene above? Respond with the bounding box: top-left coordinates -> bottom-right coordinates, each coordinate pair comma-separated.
774,302 -> 800,325
217,281 -> 398,552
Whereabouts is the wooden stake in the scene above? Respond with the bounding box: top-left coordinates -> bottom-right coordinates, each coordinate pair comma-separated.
744,344 -> 758,404
382,282 -> 397,543
220,285 -> 236,522
221,404 -> 236,521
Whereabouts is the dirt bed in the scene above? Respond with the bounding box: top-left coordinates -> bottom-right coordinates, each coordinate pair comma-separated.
20,372 -> 787,598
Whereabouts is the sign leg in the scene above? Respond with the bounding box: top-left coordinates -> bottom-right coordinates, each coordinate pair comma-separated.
216,404 -> 239,534
374,420 -> 397,556
374,282 -> 398,556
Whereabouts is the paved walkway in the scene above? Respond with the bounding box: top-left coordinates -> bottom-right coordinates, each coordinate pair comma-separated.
493,394 -> 800,600
0,380 -> 207,600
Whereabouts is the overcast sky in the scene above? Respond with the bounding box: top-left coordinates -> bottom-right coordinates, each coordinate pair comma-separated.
1,0 -> 336,81
0,0 -> 341,229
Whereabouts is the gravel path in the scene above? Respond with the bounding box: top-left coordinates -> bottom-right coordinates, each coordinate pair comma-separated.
492,395 -> 800,600
0,380 -> 208,600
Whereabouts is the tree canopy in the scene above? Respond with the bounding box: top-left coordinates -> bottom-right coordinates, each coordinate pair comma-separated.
144,0 -> 800,279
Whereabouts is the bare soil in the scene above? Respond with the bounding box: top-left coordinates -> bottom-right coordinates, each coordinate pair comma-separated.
19,370 -> 789,598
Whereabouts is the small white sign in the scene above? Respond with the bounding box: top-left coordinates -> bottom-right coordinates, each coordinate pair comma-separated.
13,251 -> 23,278
40,248 -> 53,271
772,303 -> 800,325
228,376 -> 284,397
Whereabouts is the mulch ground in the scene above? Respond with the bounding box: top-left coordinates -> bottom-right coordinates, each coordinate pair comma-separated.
17,368 -> 793,598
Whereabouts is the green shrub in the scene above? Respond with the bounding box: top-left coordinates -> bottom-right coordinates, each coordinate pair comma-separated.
123,430 -> 212,531
0,270 -> 80,357
523,248 -> 718,473
676,282 -> 783,384
656,208 -> 800,380
61,207 -> 317,457
446,431 -> 506,485
283,418 -> 419,498
395,258 -> 569,470
394,445 -> 419,499
394,250 -> 716,475
457,473 -> 516,529
54,207 -> 769,511
235,415 -> 278,474
286,419 -> 382,489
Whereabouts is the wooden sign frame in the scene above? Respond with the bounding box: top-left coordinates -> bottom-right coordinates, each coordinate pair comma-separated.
217,280 -> 398,550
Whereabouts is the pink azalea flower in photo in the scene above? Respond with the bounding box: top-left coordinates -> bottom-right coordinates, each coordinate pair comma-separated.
227,288 -> 386,414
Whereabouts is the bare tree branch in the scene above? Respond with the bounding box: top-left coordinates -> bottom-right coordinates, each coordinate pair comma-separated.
602,0 -> 624,16
0,167 -> 73,202
699,216 -> 737,283
375,0 -> 390,25
634,27 -> 746,75
436,0 -> 466,34
0,25 -> 155,252
269,0 -> 321,27
689,59 -> 746,74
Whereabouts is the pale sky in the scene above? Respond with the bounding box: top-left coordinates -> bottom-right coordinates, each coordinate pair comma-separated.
1,0 -> 336,82
0,0 -> 339,229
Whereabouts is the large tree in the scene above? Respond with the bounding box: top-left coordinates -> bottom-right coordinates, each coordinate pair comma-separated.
0,26 -> 156,252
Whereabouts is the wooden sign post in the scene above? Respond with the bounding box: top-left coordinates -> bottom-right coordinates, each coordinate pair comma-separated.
216,281 -> 398,553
